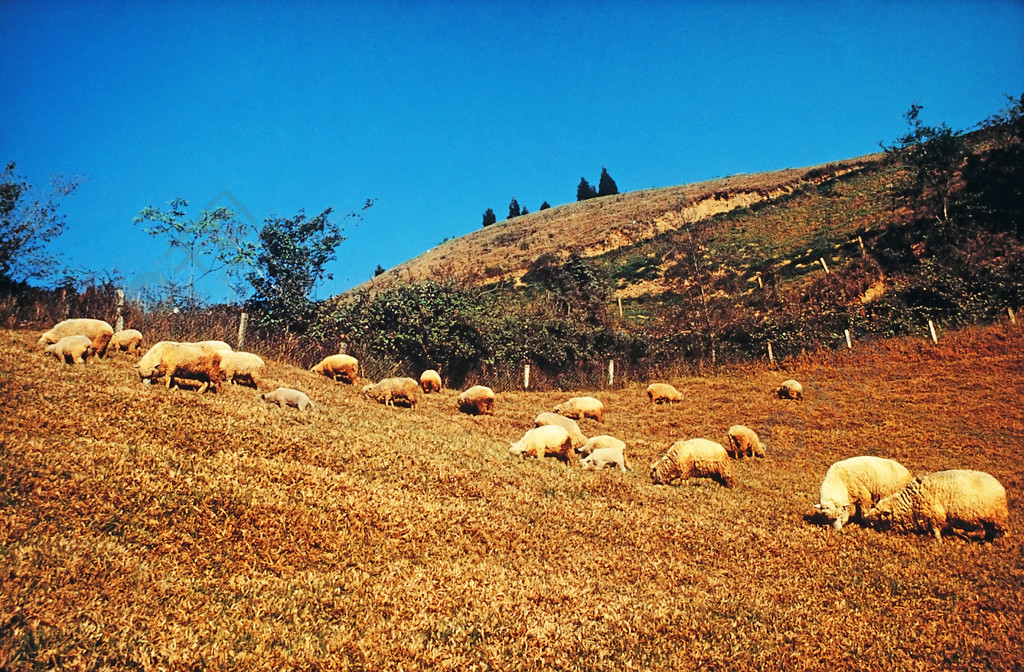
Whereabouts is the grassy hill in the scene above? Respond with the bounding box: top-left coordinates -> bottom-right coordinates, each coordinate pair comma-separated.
2,323 -> 1023,670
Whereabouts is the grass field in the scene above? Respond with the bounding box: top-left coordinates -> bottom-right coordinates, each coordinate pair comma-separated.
2,323 -> 1022,670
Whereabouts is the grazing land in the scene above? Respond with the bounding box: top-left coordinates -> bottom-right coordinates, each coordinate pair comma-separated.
2,323 -> 1022,670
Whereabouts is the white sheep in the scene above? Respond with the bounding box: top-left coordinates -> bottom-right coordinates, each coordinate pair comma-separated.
44,334 -> 95,365
776,379 -> 804,400
311,354 -> 359,383
646,383 -> 683,404
814,456 -> 912,530
726,425 -> 766,459
108,329 -> 143,355
509,425 -> 574,462
137,341 -> 224,394
865,470 -> 1008,542
196,340 -> 233,354
219,351 -> 266,389
38,318 -> 114,358
363,377 -> 420,407
458,385 -> 496,416
650,438 -> 736,487
534,412 -> 586,450
554,396 -> 605,423
420,369 -> 442,393
578,435 -> 629,472
261,387 -> 314,411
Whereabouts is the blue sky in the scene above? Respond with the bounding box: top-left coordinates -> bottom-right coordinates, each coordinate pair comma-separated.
2,0 -> 1022,303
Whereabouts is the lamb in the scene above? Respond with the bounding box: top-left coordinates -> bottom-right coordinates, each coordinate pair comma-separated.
650,438 -> 736,487
457,385 -> 496,416
137,341 -> 224,394
864,470 -> 1008,542
554,396 -> 605,423
38,318 -> 114,358
776,379 -> 804,400
420,369 -> 442,393
44,334 -> 95,365
726,425 -> 766,459
107,329 -> 143,355
509,425 -> 574,462
261,387 -> 314,411
362,377 -> 420,407
311,354 -> 359,383
219,351 -> 266,389
646,383 -> 683,404
578,435 -> 629,472
814,456 -> 912,530
534,412 -> 586,450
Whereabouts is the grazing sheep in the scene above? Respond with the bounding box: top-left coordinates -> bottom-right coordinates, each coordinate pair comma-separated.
44,334 -> 95,365
579,435 -> 629,472
646,383 -> 683,404
534,412 -> 586,450
219,351 -> 266,389
261,387 -> 314,411
108,329 -> 143,355
650,438 -> 736,487
554,396 -> 605,423
311,354 -> 359,383
38,318 -> 114,358
420,369 -> 442,393
457,385 -> 496,416
137,341 -> 224,394
363,377 -> 420,407
814,456 -> 912,531
196,340 -> 233,354
776,379 -> 804,400
865,470 -> 1008,542
726,425 -> 766,459
509,425 -> 574,462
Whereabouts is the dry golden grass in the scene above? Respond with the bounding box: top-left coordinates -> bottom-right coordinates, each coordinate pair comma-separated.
2,323 -> 1023,670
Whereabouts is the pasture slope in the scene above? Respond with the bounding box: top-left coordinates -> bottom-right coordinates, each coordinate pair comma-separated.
1,324 -> 1023,671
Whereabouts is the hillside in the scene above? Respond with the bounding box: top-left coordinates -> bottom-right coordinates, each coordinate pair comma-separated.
361,155 -> 881,294
2,323 -> 1023,669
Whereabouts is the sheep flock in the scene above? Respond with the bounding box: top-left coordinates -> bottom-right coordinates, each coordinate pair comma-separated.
33,316 -> 1011,545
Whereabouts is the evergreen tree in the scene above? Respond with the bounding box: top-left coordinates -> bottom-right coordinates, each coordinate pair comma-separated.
577,178 -> 597,201
540,201 -> 551,210
482,208 -> 497,227
508,198 -> 521,219
598,167 -> 619,196
521,206 -> 529,216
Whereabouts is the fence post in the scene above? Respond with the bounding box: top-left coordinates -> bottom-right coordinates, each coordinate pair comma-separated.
928,319 -> 939,344
819,258 -> 830,274
767,341 -> 774,365
608,360 -> 615,387
237,311 -> 248,351
845,329 -> 852,349
858,235 -> 865,256
115,289 -> 125,332
1009,308 -> 1017,325
524,364 -> 530,391
618,297 -> 623,319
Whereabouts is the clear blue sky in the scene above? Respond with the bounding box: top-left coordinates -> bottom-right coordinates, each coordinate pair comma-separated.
2,0 -> 1022,303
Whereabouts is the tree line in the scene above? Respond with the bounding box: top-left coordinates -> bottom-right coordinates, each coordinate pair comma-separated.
481,167 -> 619,228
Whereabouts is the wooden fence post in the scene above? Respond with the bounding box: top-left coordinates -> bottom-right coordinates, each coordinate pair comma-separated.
1009,308 -> 1017,325
767,341 -> 774,365
819,258 -> 830,274
524,364 -> 530,391
928,320 -> 939,344
618,297 -> 624,319
845,329 -> 852,350
608,360 -> 615,387
115,289 -> 125,332
858,235 -> 865,256
237,311 -> 248,351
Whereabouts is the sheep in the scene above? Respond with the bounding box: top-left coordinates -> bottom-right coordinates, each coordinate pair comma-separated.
776,379 -> 804,400
509,425 -> 574,462
196,340 -> 233,354
457,385 -> 496,416
362,377 -> 420,407
726,425 -> 766,459
44,334 -> 95,365
108,329 -> 143,355
864,470 -> 1008,542
534,412 -> 586,450
646,383 -> 683,404
554,396 -> 605,423
38,318 -> 114,358
578,435 -> 629,472
650,438 -> 736,487
814,456 -> 912,530
261,387 -> 314,411
420,369 -> 442,393
311,354 -> 359,383
219,351 -> 266,389
137,341 -> 224,394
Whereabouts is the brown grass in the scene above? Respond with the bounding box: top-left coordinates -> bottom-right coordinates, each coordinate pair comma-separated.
2,322 -> 1023,670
